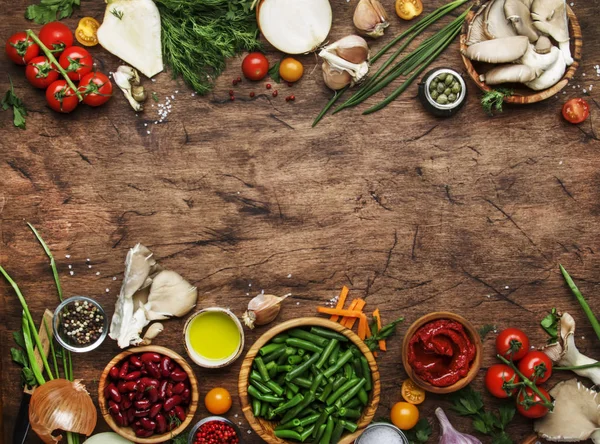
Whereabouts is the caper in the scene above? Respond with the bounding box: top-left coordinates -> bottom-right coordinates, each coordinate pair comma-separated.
445,75 -> 454,86
448,93 -> 457,102
436,94 -> 448,104
430,80 -> 439,91
444,88 -> 452,96
430,90 -> 439,100
437,73 -> 447,82
437,83 -> 445,93
451,83 -> 461,94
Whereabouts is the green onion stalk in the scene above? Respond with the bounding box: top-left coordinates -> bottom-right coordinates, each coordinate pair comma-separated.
560,264 -> 600,343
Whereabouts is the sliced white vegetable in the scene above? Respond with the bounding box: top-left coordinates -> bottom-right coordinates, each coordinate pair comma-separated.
257,0 -> 332,54
97,0 -> 163,78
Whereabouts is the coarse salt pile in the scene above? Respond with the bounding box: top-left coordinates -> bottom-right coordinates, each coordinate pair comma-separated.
356,425 -> 406,443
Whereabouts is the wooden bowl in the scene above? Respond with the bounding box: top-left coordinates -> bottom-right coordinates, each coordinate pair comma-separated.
401,312 -> 482,394
98,345 -> 199,444
238,317 -> 381,444
460,5 -> 582,104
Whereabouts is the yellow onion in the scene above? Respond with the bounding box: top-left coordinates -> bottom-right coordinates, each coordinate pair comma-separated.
29,379 -> 97,443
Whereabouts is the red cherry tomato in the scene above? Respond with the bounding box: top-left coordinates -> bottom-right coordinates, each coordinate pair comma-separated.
5,32 -> 39,65
46,80 -> 79,113
485,364 -> 520,398
39,22 -> 74,56
241,52 -> 269,81
78,72 -> 112,107
25,56 -> 59,89
562,98 -> 590,124
495,328 -> 530,361
59,46 -> 93,81
517,351 -> 553,384
516,386 -> 551,419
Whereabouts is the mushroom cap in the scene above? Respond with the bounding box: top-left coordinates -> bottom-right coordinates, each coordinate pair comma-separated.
144,270 -> 198,320
534,379 -> 600,441
484,0 -> 517,39
464,35 -> 529,63
520,44 -> 560,71
504,0 -> 539,42
525,49 -> 566,90
531,0 -> 569,43
481,64 -> 538,85
467,4 -> 489,46
535,36 -> 553,54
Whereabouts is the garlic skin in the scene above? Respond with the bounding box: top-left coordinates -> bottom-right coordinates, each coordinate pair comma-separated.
332,35 -> 370,64
319,36 -> 370,91
242,292 -> 291,329
354,0 -> 389,38
436,408 -> 482,444
322,61 -> 353,90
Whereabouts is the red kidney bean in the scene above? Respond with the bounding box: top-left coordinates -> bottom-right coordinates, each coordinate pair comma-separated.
172,382 -> 185,395
160,356 -> 172,377
109,365 -> 120,380
168,419 -> 177,431
134,399 -> 151,410
170,369 -> 188,382
166,382 -> 173,398
124,371 -> 141,381
145,361 -> 161,379
129,355 -> 143,368
155,414 -> 167,434
140,417 -> 157,431
163,395 -> 182,411
141,377 -> 159,387
135,428 -> 154,438
112,410 -> 126,427
158,380 -> 168,400
108,400 -> 120,415
141,352 -> 161,363
104,383 -> 122,403
126,408 -> 135,424
118,361 -> 129,379
128,392 -> 136,401
120,399 -> 132,410
135,391 -> 144,401
149,403 -> 162,418
174,405 -> 186,422
117,381 -> 127,393
134,409 -> 151,418
136,381 -> 146,393
147,386 -> 159,403
123,381 -> 138,392
181,388 -> 190,404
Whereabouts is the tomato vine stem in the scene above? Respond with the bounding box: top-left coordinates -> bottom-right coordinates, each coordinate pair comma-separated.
497,354 -> 554,410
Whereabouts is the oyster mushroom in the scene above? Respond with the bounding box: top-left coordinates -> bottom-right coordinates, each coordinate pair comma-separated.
463,35 -> 529,63
531,0 -> 573,65
143,270 -> 198,320
480,64 -> 538,85
520,44 -> 560,71
525,49 -> 566,90
466,4 -> 490,46
504,0 -> 539,42
484,0 -> 517,39
141,322 -> 164,345
535,36 -> 553,54
542,312 -> 600,385
534,379 -> 600,442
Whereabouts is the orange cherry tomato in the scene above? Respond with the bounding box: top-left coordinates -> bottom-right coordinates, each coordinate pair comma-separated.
75,17 -> 100,47
279,57 -> 304,83
204,387 -> 232,415
395,0 -> 423,20
401,379 -> 426,405
390,401 -> 419,430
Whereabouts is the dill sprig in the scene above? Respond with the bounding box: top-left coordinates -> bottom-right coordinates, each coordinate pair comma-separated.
110,8 -> 124,20
156,0 -> 260,94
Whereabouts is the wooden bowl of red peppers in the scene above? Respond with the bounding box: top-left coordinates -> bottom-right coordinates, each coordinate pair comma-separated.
98,345 -> 199,443
402,312 -> 482,394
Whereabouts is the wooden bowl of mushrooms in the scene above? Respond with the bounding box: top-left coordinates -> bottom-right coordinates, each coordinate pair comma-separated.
460,0 -> 582,104
98,345 -> 199,444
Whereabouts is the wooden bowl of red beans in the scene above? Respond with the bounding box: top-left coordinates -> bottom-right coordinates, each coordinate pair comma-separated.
98,345 -> 199,443
188,416 -> 241,444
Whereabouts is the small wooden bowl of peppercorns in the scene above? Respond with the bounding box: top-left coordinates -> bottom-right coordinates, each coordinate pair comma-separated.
53,296 -> 108,353
188,416 -> 241,444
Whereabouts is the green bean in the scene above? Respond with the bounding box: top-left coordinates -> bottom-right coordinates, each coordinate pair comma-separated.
286,390 -> 294,400
277,364 -> 293,373
328,342 -> 341,366
276,419 -> 301,430
309,373 -> 324,394
320,416 -> 334,444
300,424 -> 316,442
286,338 -> 324,354
278,351 -> 292,365
343,363 -> 353,380
266,379 -> 284,396
250,370 -> 264,383
255,356 -> 270,382
352,359 -> 363,378
286,381 -> 300,394
266,360 -> 278,378
338,408 -> 362,419
275,430 -> 303,440
289,328 -> 330,347
289,355 -> 303,365
357,387 -> 369,405
272,393 -> 304,415
297,348 -> 306,357
252,398 -> 261,416
345,398 -> 362,409
324,349 -> 354,378
327,378 -> 359,406
260,342 -> 285,356
264,346 -> 287,364
314,423 -> 327,442
302,353 -> 311,362
250,379 -> 272,394
293,377 -> 313,389
248,385 -> 283,403
286,352 -> 321,381
281,392 -> 316,424
294,426 -> 305,433
310,327 -> 349,342
318,382 -> 333,402
341,419 -> 358,432
331,419 -> 345,443
272,334 -> 290,343
276,373 -> 286,386
299,413 -> 320,427
316,338 -> 339,369
360,356 -> 372,391
332,376 -> 347,392
260,402 -> 269,417
337,379 -> 366,407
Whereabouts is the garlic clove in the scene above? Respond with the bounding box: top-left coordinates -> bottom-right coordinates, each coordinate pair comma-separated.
244,292 -> 290,329
353,0 -> 390,39
322,61 -> 353,90
331,35 -> 370,64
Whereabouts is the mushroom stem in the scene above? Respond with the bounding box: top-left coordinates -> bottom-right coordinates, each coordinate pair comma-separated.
497,354 -> 554,410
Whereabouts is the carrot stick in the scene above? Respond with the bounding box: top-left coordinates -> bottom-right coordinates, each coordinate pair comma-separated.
373,308 -> 386,351
341,299 -> 359,327
344,299 -> 366,329
317,307 -> 364,317
330,286 -> 349,322
358,314 -> 367,340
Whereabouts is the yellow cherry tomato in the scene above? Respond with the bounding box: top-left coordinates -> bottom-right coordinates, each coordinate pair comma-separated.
279,57 -> 304,83
75,17 -> 100,47
401,379 -> 426,405
205,387 -> 232,415
395,0 -> 423,20
390,402 -> 419,430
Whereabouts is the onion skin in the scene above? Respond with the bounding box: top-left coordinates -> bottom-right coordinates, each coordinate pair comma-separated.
29,379 -> 97,443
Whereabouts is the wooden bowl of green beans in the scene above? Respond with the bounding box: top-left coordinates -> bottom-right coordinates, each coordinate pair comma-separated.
238,317 -> 381,444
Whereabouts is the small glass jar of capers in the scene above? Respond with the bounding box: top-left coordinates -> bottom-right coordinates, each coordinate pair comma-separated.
418,67 -> 467,117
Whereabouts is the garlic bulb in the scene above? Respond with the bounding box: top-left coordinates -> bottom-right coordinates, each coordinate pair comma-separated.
29,379 -> 97,443
436,407 -> 481,444
319,36 -> 370,90
242,292 -> 291,329
354,0 -> 389,38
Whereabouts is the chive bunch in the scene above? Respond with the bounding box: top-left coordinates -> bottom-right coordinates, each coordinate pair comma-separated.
249,327 -> 373,443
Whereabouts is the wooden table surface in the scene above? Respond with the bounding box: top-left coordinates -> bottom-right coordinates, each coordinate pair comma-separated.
1,0 -> 600,442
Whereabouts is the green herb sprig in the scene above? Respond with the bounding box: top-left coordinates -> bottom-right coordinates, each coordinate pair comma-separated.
25,0 -> 81,24
540,307 -> 559,343
404,418 -> 432,444
481,88 -> 513,115
365,316 -> 404,351
110,8 -> 124,19
478,324 -> 496,340
2,76 -> 27,129
268,60 -> 281,83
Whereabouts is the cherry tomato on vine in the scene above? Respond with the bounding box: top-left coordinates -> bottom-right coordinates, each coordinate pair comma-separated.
78,72 -> 112,107
39,22 -> 73,56
75,17 -> 100,47
496,328 -> 530,361
516,386 -> 551,419
395,0 -> 423,20
517,351 -> 553,384
279,57 -> 304,83
242,52 -> 269,81
46,80 -> 79,113
204,387 -> 232,415
390,402 -> 419,430
5,32 -> 39,65
59,46 -> 93,81
485,364 -> 520,398
25,56 -> 59,89
562,98 -> 590,124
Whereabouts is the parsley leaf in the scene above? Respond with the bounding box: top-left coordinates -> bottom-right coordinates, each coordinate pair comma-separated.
478,324 -> 496,339
540,308 -> 559,343
481,88 -> 513,116
11,348 -> 29,367
2,76 -> 27,129
268,60 -> 281,83
404,418 -> 432,444
365,316 -> 404,351
25,0 -> 81,24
